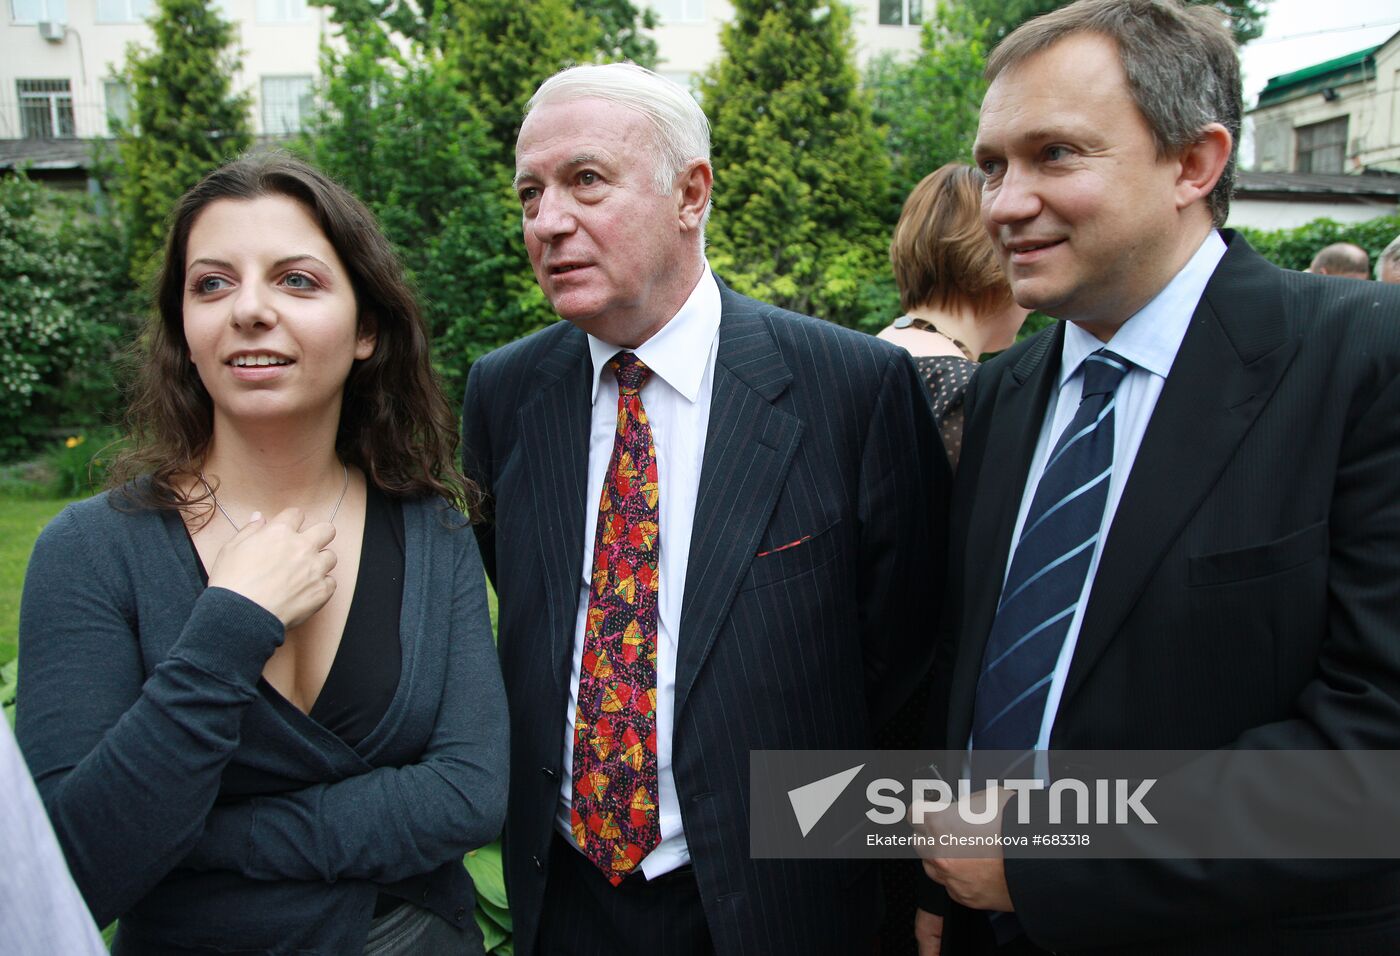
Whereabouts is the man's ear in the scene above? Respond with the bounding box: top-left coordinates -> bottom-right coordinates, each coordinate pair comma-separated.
676,159 -> 713,232
1175,123 -> 1232,212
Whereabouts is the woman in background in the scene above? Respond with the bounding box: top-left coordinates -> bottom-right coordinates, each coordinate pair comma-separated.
17,152 -> 506,954
878,162 -> 1030,468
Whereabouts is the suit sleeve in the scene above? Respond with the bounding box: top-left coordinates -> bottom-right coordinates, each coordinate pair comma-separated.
1008,366 -> 1400,950
857,350 -> 950,730
182,525 -> 509,883
15,508 -> 284,926
461,358 -> 499,586
914,365 -> 986,918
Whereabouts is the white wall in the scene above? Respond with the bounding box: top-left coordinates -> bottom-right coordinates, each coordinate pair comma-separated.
1227,197 -> 1399,231
650,0 -> 923,87
0,0 -> 327,139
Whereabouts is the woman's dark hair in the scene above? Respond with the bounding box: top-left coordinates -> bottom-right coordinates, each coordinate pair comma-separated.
110,150 -> 476,515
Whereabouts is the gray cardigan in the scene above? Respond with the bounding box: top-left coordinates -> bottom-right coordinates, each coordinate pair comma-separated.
16,489 -> 508,955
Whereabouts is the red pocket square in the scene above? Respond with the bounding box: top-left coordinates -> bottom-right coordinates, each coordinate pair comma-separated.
755,535 -> 812,558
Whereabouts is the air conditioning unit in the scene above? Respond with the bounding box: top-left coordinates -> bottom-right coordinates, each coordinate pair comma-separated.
37,21 -> 66,42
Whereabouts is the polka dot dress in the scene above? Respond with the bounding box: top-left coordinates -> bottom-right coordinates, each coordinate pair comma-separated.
914,354 -> 976,470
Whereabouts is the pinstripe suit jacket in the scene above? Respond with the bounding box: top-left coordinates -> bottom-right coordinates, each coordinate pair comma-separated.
462,279 -> 948,955
929,233 -> 1400,954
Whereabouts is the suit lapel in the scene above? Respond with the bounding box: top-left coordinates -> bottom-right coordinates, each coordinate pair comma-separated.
518,329 -> 593,696
947,327 -> 1063,746
674,285 -> 802,720
1057,236 -> 1299,715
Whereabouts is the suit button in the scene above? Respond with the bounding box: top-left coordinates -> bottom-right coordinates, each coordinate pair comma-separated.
541,766 -> 557,779
533,854 -> 543,871
455,906 -> 466,921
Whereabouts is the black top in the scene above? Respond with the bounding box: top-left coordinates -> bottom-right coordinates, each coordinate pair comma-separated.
186,482 -> 404,750
912,354 -> 976,471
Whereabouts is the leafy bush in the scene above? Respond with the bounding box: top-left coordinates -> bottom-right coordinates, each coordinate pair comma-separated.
465,842 -> 512,953
1236,215 -> 1400,274
45,428 -> 127,498
0,173 -> 138,463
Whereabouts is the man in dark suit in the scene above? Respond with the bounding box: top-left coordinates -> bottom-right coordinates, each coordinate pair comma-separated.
915,1 -> 1400,953
462,63 -> 946,955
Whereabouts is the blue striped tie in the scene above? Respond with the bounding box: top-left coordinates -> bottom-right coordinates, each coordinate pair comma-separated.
972,348 -> 1131,752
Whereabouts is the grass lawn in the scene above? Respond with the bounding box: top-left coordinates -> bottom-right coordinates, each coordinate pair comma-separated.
0,494 -> 76,667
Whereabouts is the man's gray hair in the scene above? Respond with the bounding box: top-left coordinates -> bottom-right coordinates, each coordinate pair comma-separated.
524,63 -> 711,197
986,0 -> 1241,227
1378,234 -> 1400,281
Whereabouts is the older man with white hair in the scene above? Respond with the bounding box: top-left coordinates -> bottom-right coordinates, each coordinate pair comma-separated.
462,63 -> 947,955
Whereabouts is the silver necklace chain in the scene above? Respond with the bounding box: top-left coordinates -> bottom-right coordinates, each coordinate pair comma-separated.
197,463 -> 350,532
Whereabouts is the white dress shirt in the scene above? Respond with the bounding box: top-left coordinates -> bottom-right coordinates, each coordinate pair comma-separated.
1002,231 -> 1227,749
555,264 -> 722,878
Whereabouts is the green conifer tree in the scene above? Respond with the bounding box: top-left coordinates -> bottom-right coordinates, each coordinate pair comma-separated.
701,0 -> 892,328
114,0 -> 252,282
441,0 -> 603,169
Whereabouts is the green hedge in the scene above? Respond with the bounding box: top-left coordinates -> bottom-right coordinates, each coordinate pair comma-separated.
1236,214 -> 1400,275
0,173 -> 139,463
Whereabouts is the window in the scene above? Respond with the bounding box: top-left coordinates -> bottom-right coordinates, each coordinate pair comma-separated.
98,0 -> 153,22
650,0 -> 703,24
11,0 -> 66,23
261,75 -> 314,134
96,0 -> 152,22
878,0 -> 921,25
104,80 -> 132,133
18,79 -> 75,138
256,0 -> 307,22
1295,117 -> 1347,174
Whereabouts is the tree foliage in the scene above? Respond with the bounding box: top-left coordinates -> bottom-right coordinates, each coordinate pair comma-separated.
0,174 -> 138,461
702,0 -> 892,328
577,0 -> 660,67
962,0 -> 1270,46
319,0 -> 654,67
113,0 -> 252,283
868,1 -> 994,207
440,0 -> 603,169
300,19 -> 551,403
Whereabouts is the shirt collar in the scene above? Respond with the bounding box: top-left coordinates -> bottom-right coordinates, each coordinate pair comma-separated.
587,262 -> 721,404
1061,230 -> 1228,387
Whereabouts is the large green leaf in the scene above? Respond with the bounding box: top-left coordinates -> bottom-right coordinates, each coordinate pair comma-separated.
465,842 -> 509,912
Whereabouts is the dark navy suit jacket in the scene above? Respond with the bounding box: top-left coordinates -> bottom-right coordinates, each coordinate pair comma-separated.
463,278 -> 949,955
927,233 -> 1400,955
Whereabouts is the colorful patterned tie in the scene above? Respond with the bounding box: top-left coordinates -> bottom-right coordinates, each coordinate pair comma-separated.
571,351 -> 662,885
